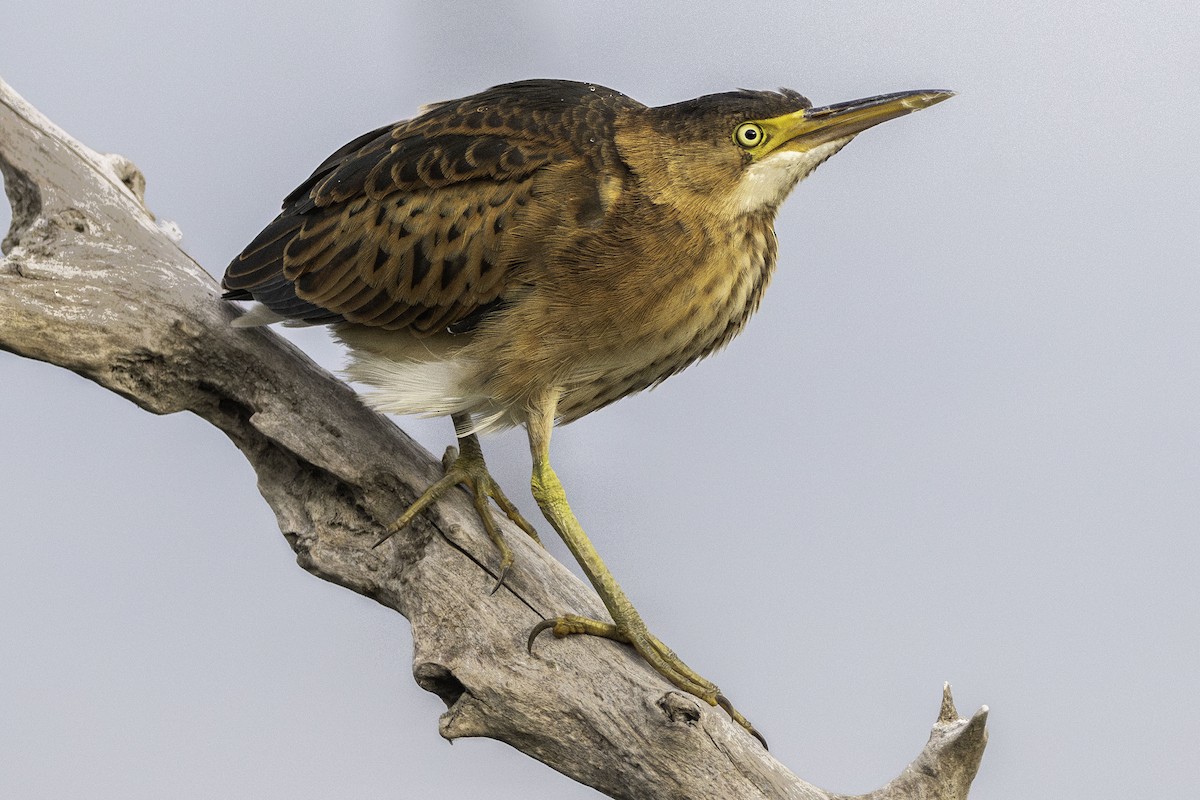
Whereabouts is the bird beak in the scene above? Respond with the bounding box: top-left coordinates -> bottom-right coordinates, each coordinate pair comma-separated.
760,89 -> 954,154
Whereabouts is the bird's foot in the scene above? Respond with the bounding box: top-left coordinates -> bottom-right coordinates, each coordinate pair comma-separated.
528,612 -> 766,748
375,438 -> 541,592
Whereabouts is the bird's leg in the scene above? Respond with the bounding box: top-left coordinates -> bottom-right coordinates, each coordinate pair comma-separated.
523,391 -> 765,747
375,412 -> 541,592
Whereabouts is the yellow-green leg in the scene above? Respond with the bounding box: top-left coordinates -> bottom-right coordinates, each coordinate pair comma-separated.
375,412 -> 541,592
523,390 -> 765,748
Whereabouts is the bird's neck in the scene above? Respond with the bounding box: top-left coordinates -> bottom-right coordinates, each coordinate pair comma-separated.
642,206 -> 779,359
710,212 -> 779,346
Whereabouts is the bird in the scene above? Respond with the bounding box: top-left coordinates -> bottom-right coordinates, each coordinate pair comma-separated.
222,79 -> 952,746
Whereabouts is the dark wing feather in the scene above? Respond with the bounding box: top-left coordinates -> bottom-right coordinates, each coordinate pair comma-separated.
223,81 -> 641,334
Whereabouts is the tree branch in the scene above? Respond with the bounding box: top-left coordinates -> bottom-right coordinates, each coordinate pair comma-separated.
0,75 -> 988,799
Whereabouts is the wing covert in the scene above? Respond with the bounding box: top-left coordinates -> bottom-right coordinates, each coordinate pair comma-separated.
225,125 -> 562,332
223,80 -> 641,333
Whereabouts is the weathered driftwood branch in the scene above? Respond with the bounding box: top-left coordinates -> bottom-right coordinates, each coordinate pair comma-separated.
0,76 -> 987,799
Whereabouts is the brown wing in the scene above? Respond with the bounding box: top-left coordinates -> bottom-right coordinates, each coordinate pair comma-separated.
222,80 -> 642,334
223,128 -> 560,333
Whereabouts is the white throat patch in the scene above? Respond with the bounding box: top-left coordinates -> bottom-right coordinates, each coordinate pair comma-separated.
729,137 -> 852,215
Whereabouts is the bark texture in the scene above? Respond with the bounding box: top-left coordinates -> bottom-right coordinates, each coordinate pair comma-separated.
0,76 -> 988,799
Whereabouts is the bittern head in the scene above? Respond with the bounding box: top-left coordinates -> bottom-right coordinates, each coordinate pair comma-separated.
617,88 -> 953,218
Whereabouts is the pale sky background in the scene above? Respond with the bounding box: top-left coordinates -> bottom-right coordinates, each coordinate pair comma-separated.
2,2 -> 1198,798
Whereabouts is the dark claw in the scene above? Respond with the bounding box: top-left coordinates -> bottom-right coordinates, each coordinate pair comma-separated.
716,693 -> 768,750
489,563 -> 511,595
747,725 -> 769,750
527,619 -> 558,653
372,529 -> 397,549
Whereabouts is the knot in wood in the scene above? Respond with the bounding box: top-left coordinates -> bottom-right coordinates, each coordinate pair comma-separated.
656,691 -> 702,726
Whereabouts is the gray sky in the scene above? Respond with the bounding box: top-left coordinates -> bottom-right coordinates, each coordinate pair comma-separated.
2,1 -> 1198,798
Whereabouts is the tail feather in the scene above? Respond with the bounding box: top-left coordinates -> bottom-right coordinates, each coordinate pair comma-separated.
222,211 -> 346,324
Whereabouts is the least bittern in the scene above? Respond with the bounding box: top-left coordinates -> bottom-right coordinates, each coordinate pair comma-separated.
223,80 -> 952,745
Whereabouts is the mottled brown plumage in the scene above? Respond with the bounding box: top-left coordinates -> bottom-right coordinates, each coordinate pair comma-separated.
223,79 -> 952,745
223,81 -> 816,427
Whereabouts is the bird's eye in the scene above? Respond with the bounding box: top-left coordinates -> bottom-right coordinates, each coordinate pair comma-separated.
734,122 -> 765,148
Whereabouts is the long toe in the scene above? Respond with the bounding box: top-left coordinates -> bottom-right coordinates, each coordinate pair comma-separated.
377,442 -> 537,593
528,612 -> 765,746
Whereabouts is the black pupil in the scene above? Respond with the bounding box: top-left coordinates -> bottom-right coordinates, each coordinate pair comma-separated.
744,127 -> 757,141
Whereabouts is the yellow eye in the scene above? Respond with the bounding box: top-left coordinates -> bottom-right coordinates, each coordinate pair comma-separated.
734,122 -> 765,148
